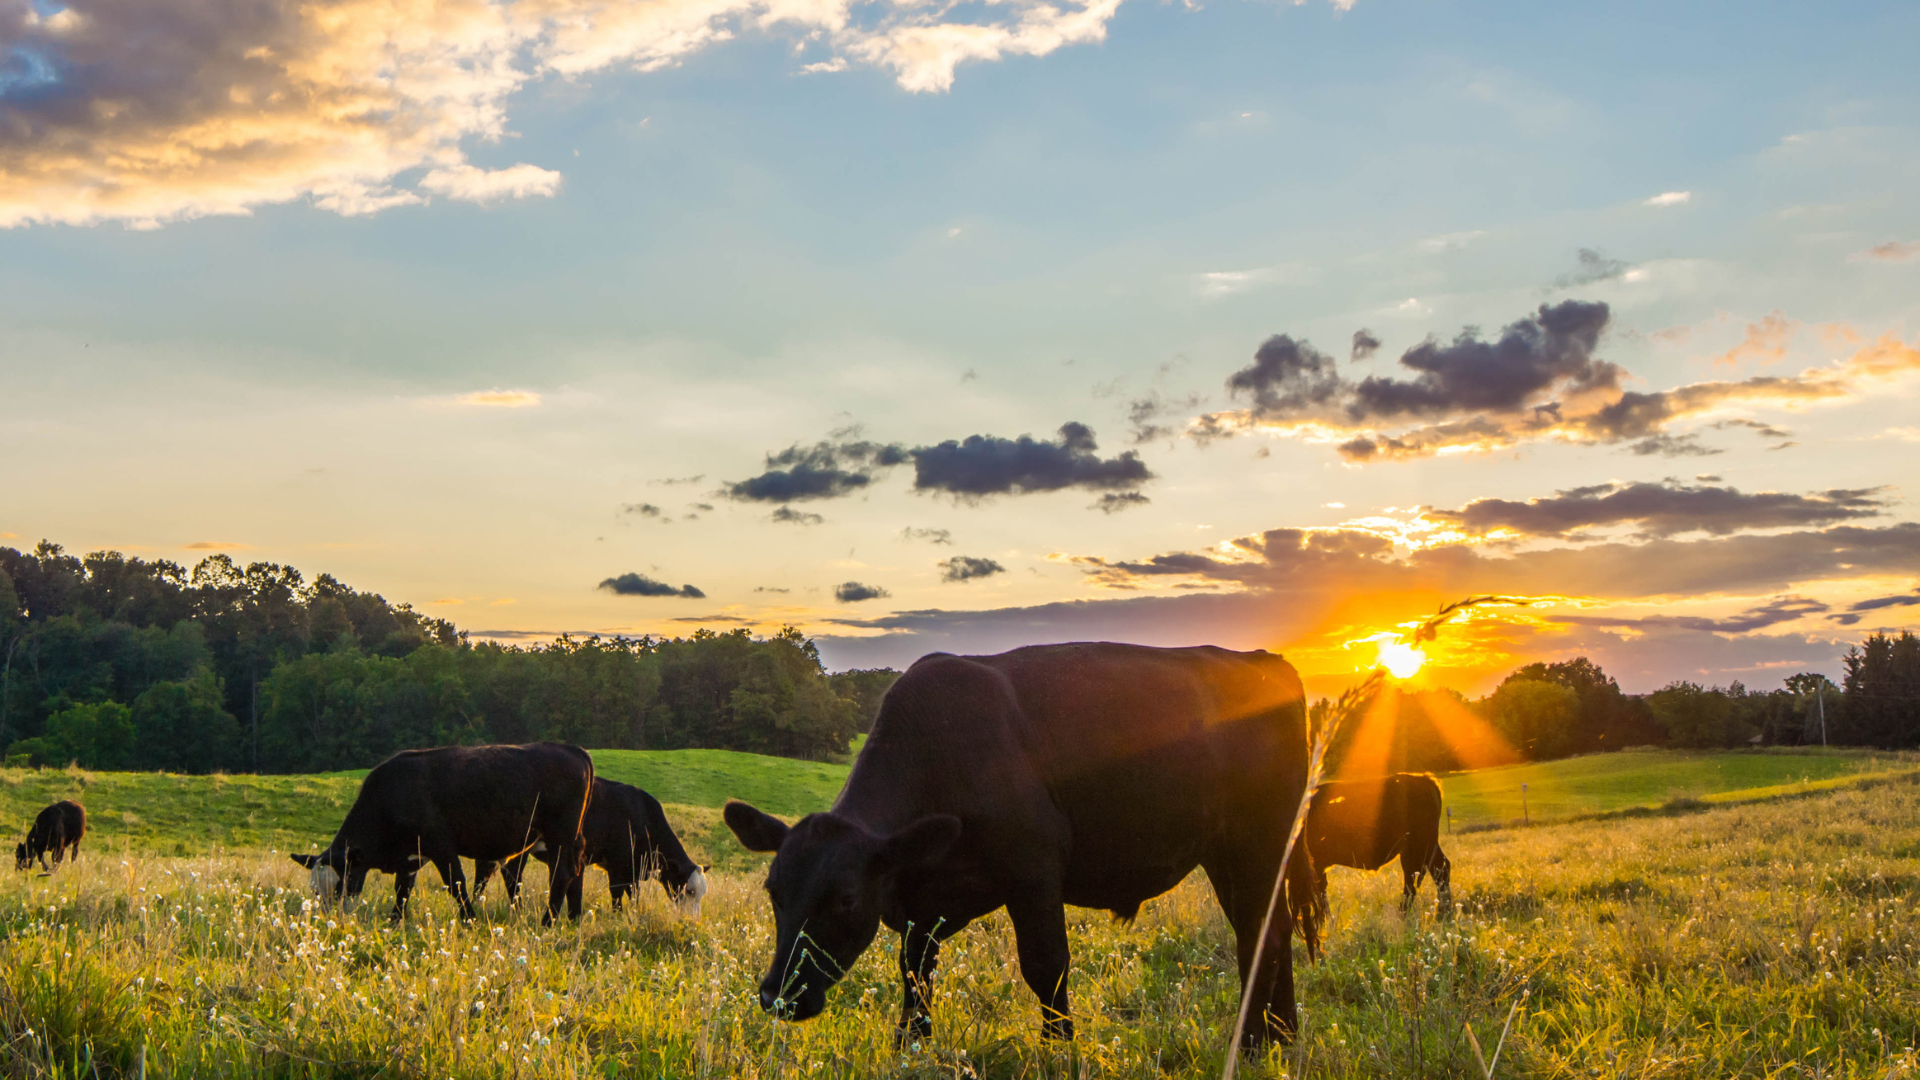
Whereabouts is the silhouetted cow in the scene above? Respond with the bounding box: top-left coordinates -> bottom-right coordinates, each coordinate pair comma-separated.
724,642 -> 1319,1047
471,777 -> 709,917
16,800 -> 85,872
1304,773 -> 1451,919
290,742 -> 593,924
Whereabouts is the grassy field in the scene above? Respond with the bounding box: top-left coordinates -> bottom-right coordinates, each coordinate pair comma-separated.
1,768 -> 1916,1077
1437,747 -> 1920,828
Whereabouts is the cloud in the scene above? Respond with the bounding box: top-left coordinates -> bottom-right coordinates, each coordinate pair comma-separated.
1126,390 -> 1202,444
1416,230 -> 1486,253
418,163 -> 563,204
1645,191 -> 1691,207
724,437 -> 907,502
910,422 -> 1152,499
754,586 -> 791,594
1627,434 -> 1723,458
1188,301 -> 1920,464
1092,491 -> 1151,513
598,573 -> 705,598
1850,240 -> 1920,263
0,0 -> 1142,229
1555,596 -> 1829,634
454,389 -> 542,407
671,614 -> 753,624
182,541 -> 250,551
770,505 -> 825,525
1350,329 -> 1381,362
1554,249 -> 1633,288
1191,262 -> 1316,299
623,503 -> 665,518
901,527 -> 953,545
1826,585 -> 1920,625
834,581 -> 890,603
651,475 -> 705,486
938,555 -> 1006,583
1712,312 -> 1795,368
1427,481 -> 1887,539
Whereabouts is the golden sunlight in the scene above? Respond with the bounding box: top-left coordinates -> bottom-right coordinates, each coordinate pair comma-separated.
1376,638 -> 1427,679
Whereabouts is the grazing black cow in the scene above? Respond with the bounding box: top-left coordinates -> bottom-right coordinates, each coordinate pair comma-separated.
1304,773 -> 1451,919
289,742 -> 594,924
16,800 -> 86,872
724,642 -> 1319,1047
471,777 -> 709,916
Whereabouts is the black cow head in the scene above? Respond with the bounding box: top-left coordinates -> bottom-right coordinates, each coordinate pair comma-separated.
725,800 -> 959,1022
14,842 -> 28,871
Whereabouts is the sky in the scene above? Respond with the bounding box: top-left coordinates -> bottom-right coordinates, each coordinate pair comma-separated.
3,0 -> 1918,695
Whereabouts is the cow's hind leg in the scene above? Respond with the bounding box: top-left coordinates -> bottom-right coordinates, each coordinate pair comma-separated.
1431,844 -> 1453,918
1206,853 -> 1298,1047
1006,889 -> 1074,1040
472,859 -> 498,899
895,922 -> 942,1045
1400,853 -> 1426,914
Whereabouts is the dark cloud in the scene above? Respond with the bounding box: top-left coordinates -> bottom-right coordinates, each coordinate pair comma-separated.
910,422 -> 1152,499
770,506 -> 825,526
691,502 -> 715,512
1559,596 -> 1829,634
1225,335 -> 1344,416
1351,329 -> 1382,362
901,527 -> 953,545
671,615 -> 753,624
1554,248 -> 1632,288
939,556 -> 1006,583
623,503 -> 665,517
1827,586 -> 1920,624
1430,481 -> 1887,539
754,586 -> 791,594
724,438 -> 907,502
1126,390 -> 1201,444
834,581 -> 891,603
1349,301 -> 1619,420
1628,434 -> 1723,458
652,475 -> 705,486
1713,418 -> 1793,441
1092,491 -> 1152,513
598,573 -> 706,599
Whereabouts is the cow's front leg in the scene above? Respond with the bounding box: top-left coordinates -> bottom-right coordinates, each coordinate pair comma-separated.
896,923 -> 942,1046
391,867 -> 419,922
1007,892 -> 1073,1040
435,858 -> 476,919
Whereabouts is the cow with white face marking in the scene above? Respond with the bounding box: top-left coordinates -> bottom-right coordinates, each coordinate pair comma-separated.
473,777 -> 710,917
290,742 -> 594,925
725,642 -> 1320,1048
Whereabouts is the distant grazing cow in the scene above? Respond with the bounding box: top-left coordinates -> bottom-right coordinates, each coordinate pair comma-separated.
16,800 -> 85,872
1304,773 -> 1451,918
472,777 -> 709,917
290,742 -> 594,924
724,642 -> 1320,1047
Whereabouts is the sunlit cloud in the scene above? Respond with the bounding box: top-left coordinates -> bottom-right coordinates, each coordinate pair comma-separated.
1851,240 -> 1920,263
182,541 -> 250,551
0,0 -> 1253,228
1644,190 -> 1691,207
453,389 -> 542,408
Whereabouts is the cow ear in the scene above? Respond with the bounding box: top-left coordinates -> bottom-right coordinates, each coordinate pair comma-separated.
290,853 -> 320,869
724,801 -> 791,853
875,815 -> 962,872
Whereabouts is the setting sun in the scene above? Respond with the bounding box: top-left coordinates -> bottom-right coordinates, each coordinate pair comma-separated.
1376,639 -> 1427,679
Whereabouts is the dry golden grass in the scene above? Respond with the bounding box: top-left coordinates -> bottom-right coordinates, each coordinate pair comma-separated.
1,775 -> 1917,1078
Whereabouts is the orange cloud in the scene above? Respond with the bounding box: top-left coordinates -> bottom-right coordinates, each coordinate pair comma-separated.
453,389 -> 542,408
182,541 -> 250,551
1712,311 -> 1795,368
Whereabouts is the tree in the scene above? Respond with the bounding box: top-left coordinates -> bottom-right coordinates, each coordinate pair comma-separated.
828,668 -> 901,733
1483,678 -> 1581,760
1647,682 -> 1742,749
1502,656 -> 1656,751
1837,632 -> 1920,748
131,672 -> 244,773
8,701 -> 136,768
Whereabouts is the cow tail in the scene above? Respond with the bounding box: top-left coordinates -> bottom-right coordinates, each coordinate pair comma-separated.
1286,839 -> 1322,964
572,753 -> 595,880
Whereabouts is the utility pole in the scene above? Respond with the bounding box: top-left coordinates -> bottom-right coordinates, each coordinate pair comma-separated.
1522,782 -> 1529,825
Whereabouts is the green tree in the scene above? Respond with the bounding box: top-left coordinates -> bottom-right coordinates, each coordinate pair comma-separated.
1647,682 -> 1741,749
9,701 -> 137,768
1483,678 -> 1581,760
131,672 -> 244,773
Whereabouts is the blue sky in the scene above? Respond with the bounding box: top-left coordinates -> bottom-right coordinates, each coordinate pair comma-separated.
3,0 -> 1918,693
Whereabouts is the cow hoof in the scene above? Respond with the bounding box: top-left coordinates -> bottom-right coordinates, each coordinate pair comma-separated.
1040,1017 -> 1074,1041
894,1015 -> 933,1047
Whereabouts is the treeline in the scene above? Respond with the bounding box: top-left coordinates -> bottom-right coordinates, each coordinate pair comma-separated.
0,542 -> 896,774
1321,640 -> 1920,776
